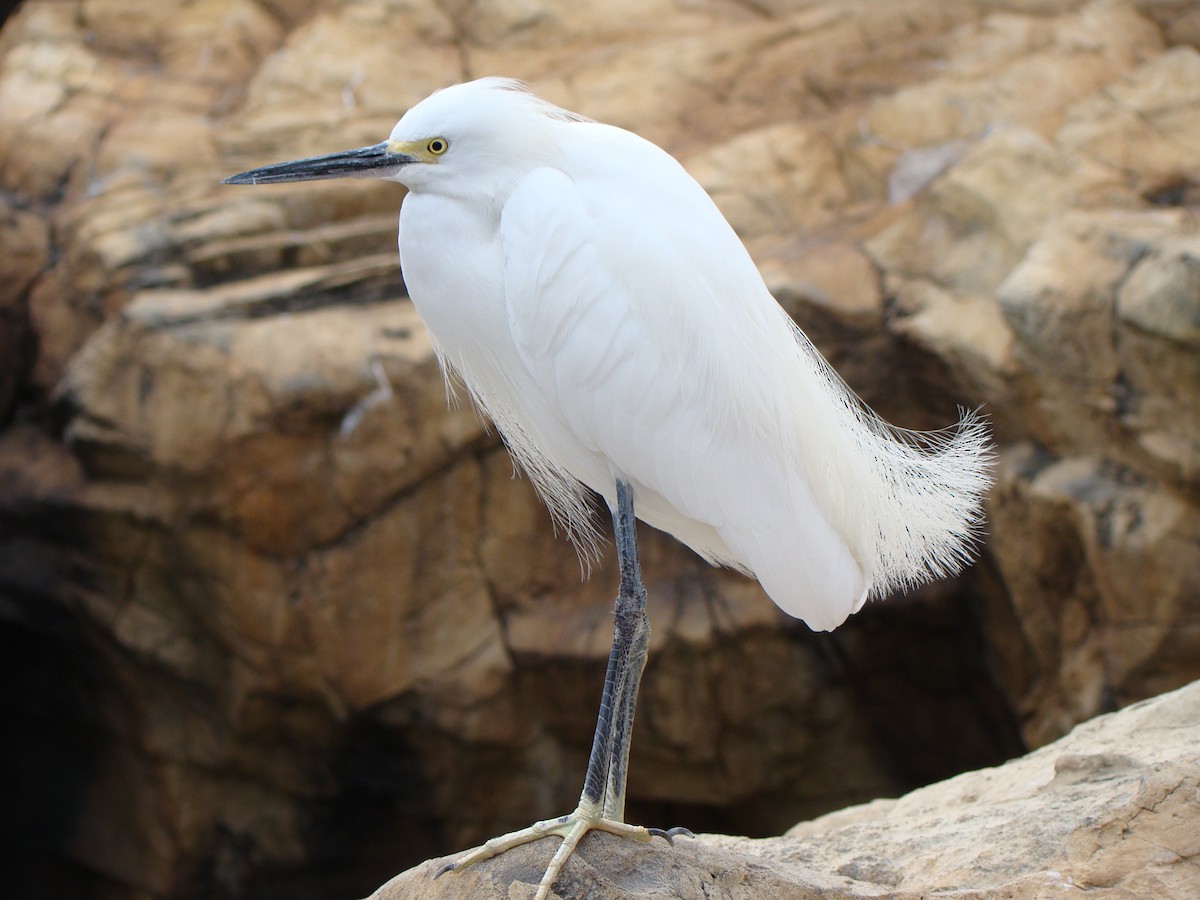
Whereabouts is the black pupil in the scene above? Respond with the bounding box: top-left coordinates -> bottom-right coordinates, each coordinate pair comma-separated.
431,140 -> 443,152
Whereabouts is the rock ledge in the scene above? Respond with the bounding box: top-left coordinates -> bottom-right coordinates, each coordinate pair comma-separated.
373,680 -> 1200,899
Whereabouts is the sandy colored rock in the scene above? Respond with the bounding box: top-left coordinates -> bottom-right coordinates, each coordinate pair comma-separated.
996,209 -> 1200,484
1,0 -> 1198,897
985,445 -> 1200,746
1058,45 -> 1200,193
371,679 -> 1200,899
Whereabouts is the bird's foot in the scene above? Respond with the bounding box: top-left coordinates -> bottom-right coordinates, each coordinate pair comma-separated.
434,800 -> 692,900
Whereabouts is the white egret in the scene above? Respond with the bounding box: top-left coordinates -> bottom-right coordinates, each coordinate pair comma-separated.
224,77 -> 992,899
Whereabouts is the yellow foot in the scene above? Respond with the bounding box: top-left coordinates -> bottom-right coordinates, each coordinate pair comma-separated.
435,801 -> 692,900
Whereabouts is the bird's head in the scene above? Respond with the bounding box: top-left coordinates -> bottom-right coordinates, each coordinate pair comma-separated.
223,78 -> 582,200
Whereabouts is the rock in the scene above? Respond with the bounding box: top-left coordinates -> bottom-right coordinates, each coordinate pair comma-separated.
996,209 -> 1200,484
378,839 -> 878,900
986,446 -> 1200,747
1118,236 -> 1200,347
1058,45 -> 1200,195
371,679 -> 1200,899
2,0 -> 1199,897
0,201 -> 48,423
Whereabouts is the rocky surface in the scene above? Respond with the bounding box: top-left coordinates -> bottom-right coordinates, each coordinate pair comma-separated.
1,0 -> 1198,898
374,679 -> 1200,899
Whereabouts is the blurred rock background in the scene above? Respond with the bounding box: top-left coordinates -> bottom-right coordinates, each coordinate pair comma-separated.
0,0 -> 1196,898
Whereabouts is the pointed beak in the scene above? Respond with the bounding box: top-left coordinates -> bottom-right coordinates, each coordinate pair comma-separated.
222,142 -> 416,185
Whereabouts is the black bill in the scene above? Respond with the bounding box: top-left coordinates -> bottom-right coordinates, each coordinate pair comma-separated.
222,142 -> 415,185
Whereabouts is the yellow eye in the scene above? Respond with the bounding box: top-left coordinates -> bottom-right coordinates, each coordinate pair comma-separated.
427,137 -> 448,156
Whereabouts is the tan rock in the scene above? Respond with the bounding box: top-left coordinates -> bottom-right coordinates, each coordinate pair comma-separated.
867,126 -> 1138,296
1058,46 -> 1200,193
2,0 -> 1199,896
862,0 -> 1163,147
997,209 -> 1200,485
371,679 -> 1200,899
986,445 -> 1200,746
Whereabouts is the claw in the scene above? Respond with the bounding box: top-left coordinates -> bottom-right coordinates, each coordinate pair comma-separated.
433,802 -> 679,900
646,825 -> 694,845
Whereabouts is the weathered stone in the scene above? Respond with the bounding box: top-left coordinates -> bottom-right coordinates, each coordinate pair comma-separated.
0,202 -> 47,422
986,445 -> 1200,747
1058,46 -> 1200,193
996,209 -> 1200,485
1,0 -> 1198,897
371,679 -> 1200,899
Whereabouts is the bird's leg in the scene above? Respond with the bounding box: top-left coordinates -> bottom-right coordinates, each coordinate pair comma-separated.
590,478 -> 650,822
435,480 -> 689,900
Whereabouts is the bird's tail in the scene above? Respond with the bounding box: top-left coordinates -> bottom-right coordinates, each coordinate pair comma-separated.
860,406 -> 994,597
789,322 -> 995,600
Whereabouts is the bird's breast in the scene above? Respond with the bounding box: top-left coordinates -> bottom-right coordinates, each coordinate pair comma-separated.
398,193 -> 508,358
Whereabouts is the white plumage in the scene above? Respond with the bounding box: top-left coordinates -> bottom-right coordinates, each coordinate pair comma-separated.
393,78 -> 991,631
224,78 -> 994,897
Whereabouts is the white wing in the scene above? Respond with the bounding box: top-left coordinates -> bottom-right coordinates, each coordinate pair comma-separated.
499,127 -> 865,629
498,122 -> 991,631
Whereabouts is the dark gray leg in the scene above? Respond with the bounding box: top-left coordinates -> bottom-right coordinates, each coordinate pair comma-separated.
434,479 -> 687,900
581,479 -> 650,820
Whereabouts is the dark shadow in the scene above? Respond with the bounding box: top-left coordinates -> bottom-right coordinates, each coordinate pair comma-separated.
240,710 -> 446,900
0,555 -> 107,899
822,575 -> 1027,791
